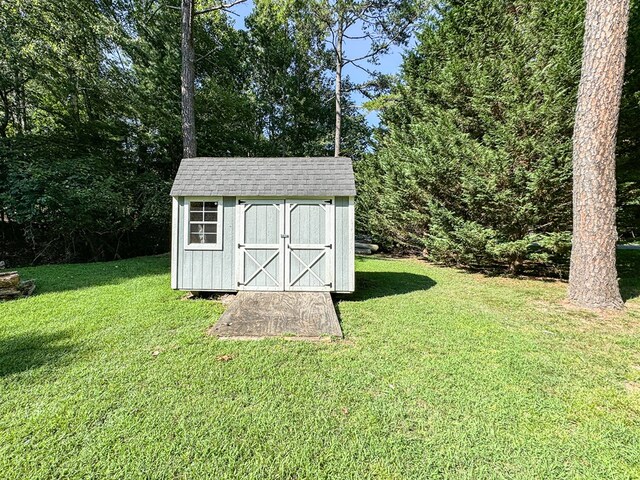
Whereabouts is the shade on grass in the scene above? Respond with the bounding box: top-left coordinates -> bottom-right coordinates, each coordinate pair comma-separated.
1,254 -> 639,479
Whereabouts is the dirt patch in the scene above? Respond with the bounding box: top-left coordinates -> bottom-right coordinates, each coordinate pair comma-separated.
217,294 -> 236,306
215,354 -> 234,362
151,347 -> 163,357
182,292 -> 236,304
624,381 -> 640,394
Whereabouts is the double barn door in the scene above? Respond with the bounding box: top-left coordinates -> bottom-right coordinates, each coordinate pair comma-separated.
236,199 -> 334,291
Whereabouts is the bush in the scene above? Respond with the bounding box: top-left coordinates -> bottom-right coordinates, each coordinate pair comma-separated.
0,134 -> 171,264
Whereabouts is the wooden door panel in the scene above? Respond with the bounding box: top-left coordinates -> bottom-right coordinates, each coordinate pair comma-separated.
286,200 -> 333,291
237,201 -> 284,291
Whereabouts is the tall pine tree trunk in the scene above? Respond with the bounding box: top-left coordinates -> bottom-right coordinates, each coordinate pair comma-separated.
181,0 -> 197,158
0,91 -> 9,138
334,21 -> 343,158
569,0 -> 629,309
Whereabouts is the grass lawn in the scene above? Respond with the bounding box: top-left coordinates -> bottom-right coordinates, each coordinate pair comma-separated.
1,253 -> 639,479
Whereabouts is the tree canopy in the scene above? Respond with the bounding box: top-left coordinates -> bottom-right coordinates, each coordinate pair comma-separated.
0,0 -> 369,264
357,0 -> 640,276
1,0 -> 638,271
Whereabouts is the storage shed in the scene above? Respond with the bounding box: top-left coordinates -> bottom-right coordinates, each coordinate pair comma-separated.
169,157 -> 355,293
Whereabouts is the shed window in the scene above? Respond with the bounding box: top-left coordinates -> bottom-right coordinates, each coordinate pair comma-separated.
186,200 -> 222,248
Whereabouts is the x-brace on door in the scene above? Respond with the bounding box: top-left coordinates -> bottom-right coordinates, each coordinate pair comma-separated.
285,200 -> 334,291
236,200 -> 285,291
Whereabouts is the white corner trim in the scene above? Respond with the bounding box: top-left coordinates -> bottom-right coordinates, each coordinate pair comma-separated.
349,196 -> 355,292
171,196 -> 179,289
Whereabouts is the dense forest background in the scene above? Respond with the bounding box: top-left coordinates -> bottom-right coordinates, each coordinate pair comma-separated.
1,0 -> 639,274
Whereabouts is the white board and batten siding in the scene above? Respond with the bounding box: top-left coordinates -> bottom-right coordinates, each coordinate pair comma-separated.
171,195 -> 355,293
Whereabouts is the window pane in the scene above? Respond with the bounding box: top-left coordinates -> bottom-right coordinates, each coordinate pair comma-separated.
190,201 -> 203,210
190,211 -> 203,222
190,233 -> 204,244
204,212 -> 217,222
192,223 -> 205,234
204,201 -> 218,211
189,223 -> 217,244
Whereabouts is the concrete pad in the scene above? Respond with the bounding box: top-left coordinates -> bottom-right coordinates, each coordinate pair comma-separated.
208,291 -> 343,340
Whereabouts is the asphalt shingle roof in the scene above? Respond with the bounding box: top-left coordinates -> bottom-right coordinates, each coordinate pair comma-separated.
170,157 -> 356,197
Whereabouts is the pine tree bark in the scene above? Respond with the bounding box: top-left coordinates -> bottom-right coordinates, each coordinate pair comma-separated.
334,20 -> 343,158
568,0 -> 629,309
181,0 -> 197,158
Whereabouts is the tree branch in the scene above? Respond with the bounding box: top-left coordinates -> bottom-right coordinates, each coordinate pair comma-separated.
343,76 -> 380,92
342,12 -> 420,67
194,0 -> 246,16
348,61 -> 377,77
343,44 -> 389,66
343,32 -> 374,40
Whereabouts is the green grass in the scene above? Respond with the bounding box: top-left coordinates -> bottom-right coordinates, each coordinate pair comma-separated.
1,253 -> 639,479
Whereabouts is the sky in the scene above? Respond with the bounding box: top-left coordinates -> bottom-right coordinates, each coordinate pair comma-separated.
230,0 -> 414,126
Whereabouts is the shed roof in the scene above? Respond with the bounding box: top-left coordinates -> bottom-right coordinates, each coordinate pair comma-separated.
170,157 -> 356,197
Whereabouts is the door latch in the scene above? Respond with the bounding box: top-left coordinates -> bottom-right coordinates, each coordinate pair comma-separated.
281,234 -> 289,238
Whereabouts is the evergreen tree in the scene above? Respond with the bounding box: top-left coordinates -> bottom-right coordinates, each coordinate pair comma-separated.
360,0 -> 586,274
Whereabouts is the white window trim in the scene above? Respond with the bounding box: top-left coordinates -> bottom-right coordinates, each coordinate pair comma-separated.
184,197 -> 224,251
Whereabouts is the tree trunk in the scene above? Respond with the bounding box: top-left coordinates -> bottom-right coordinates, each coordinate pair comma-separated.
568,0 -> 629,310
0,90 -> 9,138
181,0 -> 197,158
0,272 -> 20,289
334,21 -> 343,158
15,73 -> 29,134
13,71 -> 23,135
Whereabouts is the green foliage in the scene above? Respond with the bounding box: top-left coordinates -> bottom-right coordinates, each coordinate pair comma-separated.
359,0 -> 587,275
0,134 -> 170,261
360,0 -> 640,272
0,0 -> 371,264
247,0 -> 371,158
1,254 -> 639,477
246,1 -> 334,156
